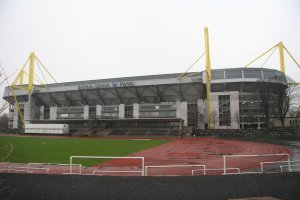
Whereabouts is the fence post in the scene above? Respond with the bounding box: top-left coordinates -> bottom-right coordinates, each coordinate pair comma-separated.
288,154 -> 291,172
70,156 -> 73,174
142,157 -> 145,176
223,155 -> 226,175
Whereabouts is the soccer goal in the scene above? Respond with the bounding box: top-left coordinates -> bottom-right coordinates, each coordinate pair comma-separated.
69,156 -> 145,176
223,153 -> 290,175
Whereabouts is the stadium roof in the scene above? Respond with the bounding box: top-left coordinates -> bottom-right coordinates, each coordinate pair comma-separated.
3,68 -> 286,106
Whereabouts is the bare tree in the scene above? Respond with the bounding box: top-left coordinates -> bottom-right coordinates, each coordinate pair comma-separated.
272,83 -> 289,127
210,110 -> 218,129
234,111 -> 240,128
272,77 -> 299,127
256,82 -> 275,129
0,115 -> 9,130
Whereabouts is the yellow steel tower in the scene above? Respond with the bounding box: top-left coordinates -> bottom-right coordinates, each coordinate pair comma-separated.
204,27 -> 212,129
179,27 -> 212,129
10,52 -> 56,127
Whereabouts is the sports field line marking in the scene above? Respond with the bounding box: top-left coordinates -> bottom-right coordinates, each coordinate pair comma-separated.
1,143 -> 14,162
131,139 -> 152,140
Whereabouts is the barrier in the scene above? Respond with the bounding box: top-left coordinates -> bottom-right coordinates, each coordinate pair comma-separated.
223,153 -> 290,175
192,167 -> 240,176
145,164 -> 206,176
28,163 -> 82,174
93,170 -> 142,175
280,164 -> 300,172
279,160 -> 300,172
70,156 -> 144,176
4,166 -> 50,174
0,168 -> 33,173
260,160 -> 289,173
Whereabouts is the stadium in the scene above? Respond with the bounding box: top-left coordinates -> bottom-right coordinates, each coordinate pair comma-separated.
3,67 -> 288,135
1,27 -> 300,199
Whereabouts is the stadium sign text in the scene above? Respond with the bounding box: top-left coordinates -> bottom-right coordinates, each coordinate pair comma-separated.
78,81 -> 135,90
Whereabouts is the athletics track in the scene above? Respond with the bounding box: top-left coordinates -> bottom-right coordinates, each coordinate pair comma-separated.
0,137 -> 293,176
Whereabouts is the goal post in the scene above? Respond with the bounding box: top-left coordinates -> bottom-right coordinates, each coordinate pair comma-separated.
223,153 -> 290,175
69,156 -> 145,176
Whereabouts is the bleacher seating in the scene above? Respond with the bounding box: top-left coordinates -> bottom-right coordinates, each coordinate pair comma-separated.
109,130 -> 128,136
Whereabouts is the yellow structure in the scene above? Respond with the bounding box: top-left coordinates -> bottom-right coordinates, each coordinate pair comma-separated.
204,27 -> 212,129
179,27 -> 212,129
10,52 -> 56,126
244,41 -> 300,75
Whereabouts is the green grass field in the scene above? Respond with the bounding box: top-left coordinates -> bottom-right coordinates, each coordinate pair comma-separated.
0,136 -> 169,166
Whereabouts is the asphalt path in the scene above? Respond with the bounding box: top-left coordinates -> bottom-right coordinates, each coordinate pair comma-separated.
1,173 -> 300,200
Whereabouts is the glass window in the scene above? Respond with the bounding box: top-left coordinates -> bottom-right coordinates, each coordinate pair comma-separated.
211,70 -> 225,80
218,95 -> 231,126
225,69 -> 243,79
243,69 -> 262,78
262,70 -> 277,79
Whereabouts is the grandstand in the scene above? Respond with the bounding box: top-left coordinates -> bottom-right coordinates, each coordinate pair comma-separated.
2,67 -> 289,135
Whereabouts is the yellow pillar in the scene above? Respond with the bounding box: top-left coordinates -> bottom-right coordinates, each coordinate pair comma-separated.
19,69 -> 24,85
204,27 -> 211,129
278,42 -> 285,73
28,52 -> 35,91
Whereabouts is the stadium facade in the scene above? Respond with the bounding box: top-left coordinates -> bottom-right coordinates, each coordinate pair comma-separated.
3,67 -> 288,134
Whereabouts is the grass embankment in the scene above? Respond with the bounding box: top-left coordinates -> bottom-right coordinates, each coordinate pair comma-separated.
0,136 -> 169,166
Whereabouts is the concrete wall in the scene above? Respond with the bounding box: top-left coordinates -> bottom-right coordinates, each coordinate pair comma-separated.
197,99 -> 205,129
13,104 -> 18,129
23,102 -> 29,122
133,103 -> 139,118
119,104 -> 125,119
210,91 -> 239,129
96,105 -> 102,119
39,105 -> 44,120
50,106 -> 57,120
176,100 -> 188,126
83,105 -> 89,120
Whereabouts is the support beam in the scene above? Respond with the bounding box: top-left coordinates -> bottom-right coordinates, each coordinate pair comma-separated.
95,89 -> 105,105
178,84 -> 184,101
48,93 -> 60,106
31,94 -> 43,107
114,88 -> 123,104
134,87 -> 141,103
28,52 -> 35,92
278,42 -> 286,73
62,92 -> 73,106
78,89 -> 88,105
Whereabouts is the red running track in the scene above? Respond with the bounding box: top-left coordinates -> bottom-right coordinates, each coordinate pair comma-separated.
95,138 -> 292,176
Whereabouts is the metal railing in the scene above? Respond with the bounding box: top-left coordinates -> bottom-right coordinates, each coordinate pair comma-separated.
223,153 -> 290,175
70,156 -> 144,176
145,164 -> 206,176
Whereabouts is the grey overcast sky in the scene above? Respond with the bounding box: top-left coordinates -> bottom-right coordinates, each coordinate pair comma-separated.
0,0 -> 300,102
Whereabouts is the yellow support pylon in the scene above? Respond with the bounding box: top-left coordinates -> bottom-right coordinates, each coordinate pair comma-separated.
10,52 -> 57,127
204,27 -> 212,129
244,41 -> 300,74
28,52 -> 35,92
